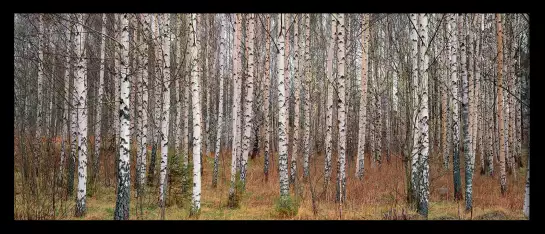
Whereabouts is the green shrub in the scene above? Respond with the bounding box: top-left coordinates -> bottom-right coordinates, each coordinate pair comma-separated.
275,195 -> 299,217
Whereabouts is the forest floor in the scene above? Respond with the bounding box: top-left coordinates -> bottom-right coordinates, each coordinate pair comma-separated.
15,145 -> 528,220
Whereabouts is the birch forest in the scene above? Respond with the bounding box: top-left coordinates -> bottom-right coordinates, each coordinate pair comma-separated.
13,13 -> 530,220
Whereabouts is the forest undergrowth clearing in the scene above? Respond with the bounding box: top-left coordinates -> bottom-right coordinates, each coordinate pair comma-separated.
14,145 -> 527,220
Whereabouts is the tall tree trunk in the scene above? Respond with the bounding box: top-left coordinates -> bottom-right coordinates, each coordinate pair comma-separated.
336,13 -> 347,204
158,14 -> 171,219
114,13 -> 131,220
496,13 -> 507,195
303,14 -> 311,180
139,14 -> 151,195
228,14 -> 242,207
290,14 -> 300,185
263,15 -> 271,182
277,13 -> 290,200
356,14 -> 370,180
37,14 -> 44,138
190,13 -> 203,216
74,13 -> 88,217
59,21 -> 72,185
460,15 -> 474,212
213,14 -> 227,188
240,14 -> 256,190
324,14 -> 336,191
416,13 -> 430,218
94,13 -> 107,185
449,14 -> 463,200
409,13 -> 420,205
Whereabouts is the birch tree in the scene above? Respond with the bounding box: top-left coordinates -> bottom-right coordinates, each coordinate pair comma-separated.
240,14 -> 256,190
409,13 -> 420,204
158,14 -> 171,219
302,14 -> 311,180
496,13 -> 507,195
190,13 -> 203,215
290,14 -> 300,185
336,13 -> 347,204
74,13 -> 88,217
324,13 -> 335,191
449,14 -> 463,200
93,13 -> 107,184
138,13 -> 151,195
228,14 -> 242,207
263,14 -> 271,182
59,19 -> 72,185
277,13 -> 290,200
460,15 -> 474,212
213,14 -> 227,188
356,14 -> 369,179
114,13 -> 131,220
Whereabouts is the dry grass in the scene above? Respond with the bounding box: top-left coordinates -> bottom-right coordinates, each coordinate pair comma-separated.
14,145 -> 528,220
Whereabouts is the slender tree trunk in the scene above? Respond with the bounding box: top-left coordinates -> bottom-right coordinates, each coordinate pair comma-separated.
190,13 -> 203,216
324,14 -> 335,192
496,13 -> 507,195
228,14 -> 242,207
213,14 -> 227,188
74,13 -> 88,217
277,13 -> 290,200
290,14 -> 300,185
449,14 -> 463,200
263,15 -> 271,182
336,13 -> 347,205
303,14 -> 311,180
158,14 -> 171,219
139,14 -> 151,192
356,14 -> 369,180
59,22 -> 72,185
37,14 -> 44,139
94,13 -> 107,185
409,13 -> 420,205
114,13 -> 131,220
460,15 -> 474,212
240,14 -> 256,190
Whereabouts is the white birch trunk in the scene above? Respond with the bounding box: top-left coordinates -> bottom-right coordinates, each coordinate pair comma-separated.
74,13 -> 88,217
356,14 -> 369,179
228,14 -> 242,205
94,13 -> 107,182
277,13 -> 289,199
190,13 -> 202,215
336,13 -> 347,203
290,14 -> 300,185
213,14 -> 226,188
37,14 -> 44,138
263,15 -> 271,181
59,21 -> 72,184
114,13 -> 131,220
158,14 -> 171,214
409,13 -> 420,202
302,14 -> 311,179
239,14 -> 256,189
324,14 -> 335,189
